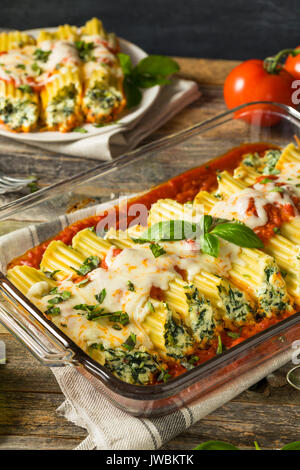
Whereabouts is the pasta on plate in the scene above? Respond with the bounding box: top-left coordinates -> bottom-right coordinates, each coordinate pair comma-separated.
0,18 -> 126,132
7,142 -> 300,385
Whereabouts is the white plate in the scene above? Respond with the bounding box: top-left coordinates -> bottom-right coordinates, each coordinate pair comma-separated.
0,28 -> 160,143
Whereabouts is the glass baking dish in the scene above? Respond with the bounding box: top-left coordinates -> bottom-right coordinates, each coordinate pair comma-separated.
1,101 -> 300,417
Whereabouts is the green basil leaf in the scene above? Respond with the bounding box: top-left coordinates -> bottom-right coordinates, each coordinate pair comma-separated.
202,214 -> 213,233
117,52 -> 133,75
194,440 -> 239,450
201,233 -> 220,258
138,220 -> 199,242
135,55 -> 179,77
123,77 -> 142,108
210,222 -> 264,249
281,441 -> 300,450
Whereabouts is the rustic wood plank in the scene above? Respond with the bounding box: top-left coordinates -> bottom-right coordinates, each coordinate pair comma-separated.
0,435 -> 82,450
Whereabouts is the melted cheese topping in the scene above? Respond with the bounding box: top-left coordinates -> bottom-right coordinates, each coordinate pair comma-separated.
211,183 -> 298,229
210,188 -> 269,229
276,162 -> 300,196
0,40 -> 80,88
0,48 -> 35,86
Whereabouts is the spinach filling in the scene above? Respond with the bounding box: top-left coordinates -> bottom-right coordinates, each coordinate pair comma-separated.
104,348 -> 161,385
0,97 -> 37,129
185,285 -> 216,343
163,306 -> 193,360
242,152 -> 261,168
84,81 -> 122,115
257,264 -> 288,316
46,84 -> 78,125
241,149 -> 281,175
217,282 -> 253,326
262,150 -> 281,175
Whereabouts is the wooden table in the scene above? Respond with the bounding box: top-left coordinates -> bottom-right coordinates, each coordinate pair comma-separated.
0,57 -> 300,450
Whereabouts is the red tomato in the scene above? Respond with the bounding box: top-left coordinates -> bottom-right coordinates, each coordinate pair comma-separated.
285,47 -> 300,79
224,59 -> 295,126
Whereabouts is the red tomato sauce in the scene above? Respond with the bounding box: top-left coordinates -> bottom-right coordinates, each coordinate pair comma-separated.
251,175 -> 300,243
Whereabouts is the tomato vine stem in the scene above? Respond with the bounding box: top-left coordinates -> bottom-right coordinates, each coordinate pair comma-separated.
264,48 -> 300,74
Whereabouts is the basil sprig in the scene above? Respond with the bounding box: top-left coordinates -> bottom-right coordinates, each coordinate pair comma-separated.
118,53 -> 179,108
134,217 -> 263,258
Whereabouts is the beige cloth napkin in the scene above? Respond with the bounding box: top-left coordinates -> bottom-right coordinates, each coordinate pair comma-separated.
52,349 -> 293,450
27,78 -> 201,160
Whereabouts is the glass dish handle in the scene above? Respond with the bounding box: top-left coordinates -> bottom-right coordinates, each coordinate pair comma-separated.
0,272 -> 77,367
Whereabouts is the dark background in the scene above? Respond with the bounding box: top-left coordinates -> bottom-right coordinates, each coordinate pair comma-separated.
1,0 -> 299,60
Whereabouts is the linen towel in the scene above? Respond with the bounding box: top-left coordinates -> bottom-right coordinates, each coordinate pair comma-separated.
27,78 -> 201,160
0,199 -> 296,450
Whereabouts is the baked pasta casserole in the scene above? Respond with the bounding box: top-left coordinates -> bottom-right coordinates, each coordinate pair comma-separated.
7,141 -> 300,385
0,18 -> 126,132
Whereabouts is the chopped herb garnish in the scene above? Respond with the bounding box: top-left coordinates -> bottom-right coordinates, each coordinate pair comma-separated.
31,62 -> 43,75
77,279 -> 90,288
147,301 -> 155,312
89,342 -> 105,351
112,324 -> 122,330
71,255 -> 100,276
45,306 -> 60,316
269,186 -> 284,193
44,269 -> 60,280
109,311 -> 129,326
123,333 -> 136,351
127,280 -> 135,292
16,64 -> 26,70
17,84 -> 32,94
227,331 -> 241,339
48,290 -> 71,305
150,242 -> 166,258
95,288 -> 106,304
260,178 -> 273,184
49,287 -> 58,295
273,227 -> 280,234
33,48 -> 51,63
217,335 -> 223,354
74,40 -> 94,62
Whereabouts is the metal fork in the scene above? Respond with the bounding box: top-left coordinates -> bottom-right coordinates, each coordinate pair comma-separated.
0,174 -> 36,194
